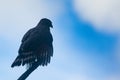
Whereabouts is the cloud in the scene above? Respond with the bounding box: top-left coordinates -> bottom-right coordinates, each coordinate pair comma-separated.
73,0 -> 120,33
0,0 -> 65,40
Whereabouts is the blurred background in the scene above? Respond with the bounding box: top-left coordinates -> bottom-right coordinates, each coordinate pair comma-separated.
0,0 -> 120,80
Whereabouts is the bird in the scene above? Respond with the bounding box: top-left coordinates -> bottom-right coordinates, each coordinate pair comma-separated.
11,18 -> 53,80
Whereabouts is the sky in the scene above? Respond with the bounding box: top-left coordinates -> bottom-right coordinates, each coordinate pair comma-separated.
0,0 -> 120,80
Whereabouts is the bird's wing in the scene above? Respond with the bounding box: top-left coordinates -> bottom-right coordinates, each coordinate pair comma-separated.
19,30 -> 44,53
11,28 -> 53,67
21,28 -> 34,42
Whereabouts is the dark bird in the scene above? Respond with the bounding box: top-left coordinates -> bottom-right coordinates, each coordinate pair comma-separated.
11,18 -> 53,80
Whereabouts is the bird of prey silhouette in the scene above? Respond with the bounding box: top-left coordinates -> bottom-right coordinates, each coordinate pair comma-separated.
11,18 -> 53,80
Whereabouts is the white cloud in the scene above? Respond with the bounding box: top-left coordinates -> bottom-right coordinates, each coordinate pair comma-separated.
0,0 -> 65,40
73,0 -> 120,33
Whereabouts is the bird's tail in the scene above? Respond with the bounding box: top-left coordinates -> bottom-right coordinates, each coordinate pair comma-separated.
17,60 -> 41,80
11,53 -> 41,80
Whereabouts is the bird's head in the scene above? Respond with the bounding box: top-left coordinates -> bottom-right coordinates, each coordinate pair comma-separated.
38,18 -> 53,28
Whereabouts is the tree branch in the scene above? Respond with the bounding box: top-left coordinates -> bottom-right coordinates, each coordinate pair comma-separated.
18,61 -> 40,80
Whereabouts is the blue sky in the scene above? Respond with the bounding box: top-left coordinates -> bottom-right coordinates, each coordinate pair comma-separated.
0,0 -> 120,80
